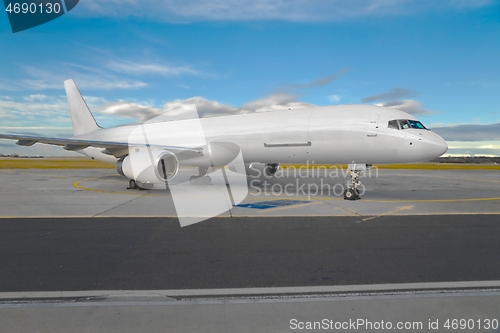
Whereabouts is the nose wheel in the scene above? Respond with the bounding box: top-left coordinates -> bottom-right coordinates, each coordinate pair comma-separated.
344,187 -> 361,200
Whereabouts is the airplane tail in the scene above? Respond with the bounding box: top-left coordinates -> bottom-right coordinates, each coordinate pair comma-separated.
64,79 -> 101,136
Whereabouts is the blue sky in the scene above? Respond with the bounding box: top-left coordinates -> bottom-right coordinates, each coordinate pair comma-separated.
1,0 -> 499,156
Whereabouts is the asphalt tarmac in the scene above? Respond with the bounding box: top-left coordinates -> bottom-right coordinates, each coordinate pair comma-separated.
1,215 -> 499,292
1,168 -> 499,332
1,168 -> 499,218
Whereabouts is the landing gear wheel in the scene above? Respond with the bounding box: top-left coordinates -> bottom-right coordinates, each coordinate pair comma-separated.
190,175 -> 212,185
344,188 -> 360,201
128,179 -> 138,189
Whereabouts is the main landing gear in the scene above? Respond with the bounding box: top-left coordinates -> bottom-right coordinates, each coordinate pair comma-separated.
127,179 -> 154,190
344,164 -> 370,201
128,179 -> 138,189
189,166 -> 212,185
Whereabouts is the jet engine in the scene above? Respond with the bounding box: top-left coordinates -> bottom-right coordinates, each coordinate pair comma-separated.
116,149 -> 179,184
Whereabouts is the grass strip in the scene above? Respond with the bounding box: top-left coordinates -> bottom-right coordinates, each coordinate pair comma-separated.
0,159 -> 114,169
1,159 -> 498,170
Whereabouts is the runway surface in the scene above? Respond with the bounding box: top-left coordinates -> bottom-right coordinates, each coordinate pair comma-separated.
1,215 -> 499,292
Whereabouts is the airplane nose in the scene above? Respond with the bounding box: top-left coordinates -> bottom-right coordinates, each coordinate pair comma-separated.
427,133 -> 448,157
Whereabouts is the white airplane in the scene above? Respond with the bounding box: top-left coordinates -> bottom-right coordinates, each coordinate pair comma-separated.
0,79 -> 447,200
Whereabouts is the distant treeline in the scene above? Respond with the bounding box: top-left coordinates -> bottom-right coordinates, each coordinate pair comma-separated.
0,154 -> 44,158
430,156 -> 500,164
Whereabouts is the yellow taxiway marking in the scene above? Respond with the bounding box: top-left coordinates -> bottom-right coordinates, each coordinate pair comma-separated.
74,179 -> 115,193
0,169 -> 79,179
73,179 -> 153,196
359,205 -> 415,222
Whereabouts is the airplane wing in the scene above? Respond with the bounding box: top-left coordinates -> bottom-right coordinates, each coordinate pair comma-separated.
0,133 -> 203,158
0,133 -> 124,149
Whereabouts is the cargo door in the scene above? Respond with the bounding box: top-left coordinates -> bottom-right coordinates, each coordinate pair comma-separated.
367,113 -> 379,137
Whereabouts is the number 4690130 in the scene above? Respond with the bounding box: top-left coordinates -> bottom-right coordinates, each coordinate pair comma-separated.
5,2 -> 61,14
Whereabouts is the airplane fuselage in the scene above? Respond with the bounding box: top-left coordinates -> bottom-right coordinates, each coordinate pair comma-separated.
78,104 -> 447,165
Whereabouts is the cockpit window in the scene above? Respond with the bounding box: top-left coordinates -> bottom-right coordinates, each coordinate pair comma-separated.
408,120 -> 427,129
388,120 -> 399,129
388,119 -> 428,130
399,120 -> 411,129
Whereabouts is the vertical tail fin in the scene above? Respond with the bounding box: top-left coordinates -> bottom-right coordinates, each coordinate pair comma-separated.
64,79 -> 101,136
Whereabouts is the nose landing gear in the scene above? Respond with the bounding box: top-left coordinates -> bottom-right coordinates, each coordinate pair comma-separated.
344,163 -> 369,200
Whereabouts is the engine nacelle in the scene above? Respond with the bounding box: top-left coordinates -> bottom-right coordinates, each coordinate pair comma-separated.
117,149 -> 179,184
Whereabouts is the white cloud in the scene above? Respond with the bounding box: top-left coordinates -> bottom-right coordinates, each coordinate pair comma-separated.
362,88 -> 419,103
0,54 -> 206,92
23,94 -> 49,102
99,97 -> 239,121
0,96 -> 68,118
328,95 -> 341,103
78,0 -> 495,22
241,94 -> 317,112
375,99 -> 433,115
23,79 -> 147,91
163,97 -> 239,118
106,60 -> 203,77
19,64 -> 148,91
362,87 -> 433,115
98,93 -> 318,122
82,96 -> 108,107
98,101 -> 161,121
0,94 -> 113,129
